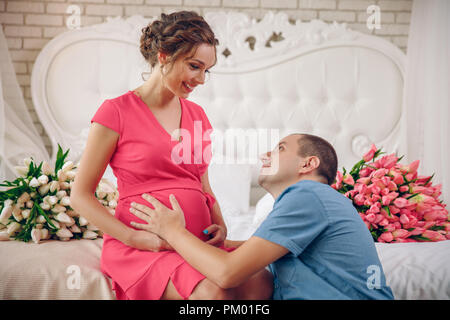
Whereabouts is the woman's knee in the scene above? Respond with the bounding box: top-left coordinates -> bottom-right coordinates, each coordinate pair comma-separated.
189,278 -> 234,300
236,269 -> 274,300
160,279 -> 183,300
257,269 -> 274,299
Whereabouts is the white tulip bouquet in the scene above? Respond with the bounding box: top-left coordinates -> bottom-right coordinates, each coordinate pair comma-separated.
0,145 -> 118,243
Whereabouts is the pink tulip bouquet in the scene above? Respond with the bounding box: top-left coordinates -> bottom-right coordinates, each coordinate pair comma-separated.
332,145 -> 449,243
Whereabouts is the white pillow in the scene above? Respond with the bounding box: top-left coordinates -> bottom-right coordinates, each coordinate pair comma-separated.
208,162 -> 252,216
252,192 -> 275,229
102,165 -> 117,186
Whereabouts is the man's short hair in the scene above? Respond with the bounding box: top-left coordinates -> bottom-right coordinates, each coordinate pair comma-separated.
295,134 -> 338,185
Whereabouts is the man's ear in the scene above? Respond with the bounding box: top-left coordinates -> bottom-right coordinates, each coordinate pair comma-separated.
299,156 -> 320,174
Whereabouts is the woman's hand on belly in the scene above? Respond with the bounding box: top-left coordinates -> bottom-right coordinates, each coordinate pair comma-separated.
203,224 -> 227,247
128,229 -> 174,252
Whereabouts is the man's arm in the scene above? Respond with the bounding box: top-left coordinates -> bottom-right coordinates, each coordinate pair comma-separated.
166,227 -> 288,289
129,194 -> 288,289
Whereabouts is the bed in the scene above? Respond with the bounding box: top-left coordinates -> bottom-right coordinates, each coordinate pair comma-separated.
1,11 -> 449,300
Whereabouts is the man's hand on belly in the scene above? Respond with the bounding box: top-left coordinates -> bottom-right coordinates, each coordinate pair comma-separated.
129,193 -> 186,240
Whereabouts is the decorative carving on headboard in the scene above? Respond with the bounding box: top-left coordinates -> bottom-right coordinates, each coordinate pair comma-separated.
352,134 -> 374,159
204,11 -> 359,68
71,128 -> 90,162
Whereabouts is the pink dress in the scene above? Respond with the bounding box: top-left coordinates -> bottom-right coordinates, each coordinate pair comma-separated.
91,90 -> 226,300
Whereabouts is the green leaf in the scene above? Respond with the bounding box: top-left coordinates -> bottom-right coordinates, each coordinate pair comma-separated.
409,235 -> 431,241
430,225 -> 445,231
57,144 -> 63,159
349,159 -> 365,175
34,161 -> 43,178
423,173 -> 435,186
35,203 -> 58,230
371,231 -> 378,241
54,144 -> 70,176
27,161 -> 34,177
373,149 -> 385,160
383,206 -> 392,217
406,192 -> 421,200
0,185 -> 27,201
0,181 -> 15,187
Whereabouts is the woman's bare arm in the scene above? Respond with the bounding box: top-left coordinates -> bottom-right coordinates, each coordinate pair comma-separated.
200,170 -> 228,245
70,122 -> 169,250
224,240 -> 245,248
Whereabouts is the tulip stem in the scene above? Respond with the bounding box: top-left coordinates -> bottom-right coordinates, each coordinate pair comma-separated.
13,204 -> 37,242
406,192 -> 420,200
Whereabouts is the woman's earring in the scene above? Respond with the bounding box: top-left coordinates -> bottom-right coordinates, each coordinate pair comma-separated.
141,71 -> 151,82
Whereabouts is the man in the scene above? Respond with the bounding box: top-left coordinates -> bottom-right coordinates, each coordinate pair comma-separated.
129,133 -> 394,299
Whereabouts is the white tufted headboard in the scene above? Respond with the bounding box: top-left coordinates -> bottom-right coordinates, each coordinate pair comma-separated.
31,12 -> 406,206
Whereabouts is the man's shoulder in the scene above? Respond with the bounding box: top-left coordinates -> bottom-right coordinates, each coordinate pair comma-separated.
278,180 -> 336,203
276,180 -> 356,221
272,181 -> 330,219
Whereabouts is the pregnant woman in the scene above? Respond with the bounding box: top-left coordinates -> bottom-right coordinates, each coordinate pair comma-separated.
70,11 -> 273,300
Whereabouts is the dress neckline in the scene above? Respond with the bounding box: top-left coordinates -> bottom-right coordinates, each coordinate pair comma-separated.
128,90 -> 184,141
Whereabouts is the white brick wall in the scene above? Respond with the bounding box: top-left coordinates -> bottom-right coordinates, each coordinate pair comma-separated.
85,4 -> 124,16
0,0 -> 412,155
261,0 -> 298,9
299,0 -> 336,10
25,14 -> 64,26
7,2 -> 46,13
319,10 -> 356,22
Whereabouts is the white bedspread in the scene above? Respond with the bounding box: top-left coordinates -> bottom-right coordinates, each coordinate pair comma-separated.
1,221 -> 449,300
0,239 -> 115,300
375,241 -> 450,300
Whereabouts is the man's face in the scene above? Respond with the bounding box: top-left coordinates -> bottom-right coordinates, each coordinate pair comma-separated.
258,134 -> 304,189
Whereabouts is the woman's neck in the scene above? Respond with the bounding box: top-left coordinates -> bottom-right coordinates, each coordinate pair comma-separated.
137,71 -> 177,109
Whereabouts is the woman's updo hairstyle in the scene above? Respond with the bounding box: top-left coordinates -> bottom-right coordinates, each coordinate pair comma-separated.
140,11 -> 219,71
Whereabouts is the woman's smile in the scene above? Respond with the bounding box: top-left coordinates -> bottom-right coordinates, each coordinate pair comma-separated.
182,81 -> 195,93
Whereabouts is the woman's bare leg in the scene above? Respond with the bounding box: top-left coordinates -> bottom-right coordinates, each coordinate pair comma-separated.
188,269 -> 273,300
160,277 -> 234,300
161,269 -> 273,300
160,279 -> 184,300
188,278 -> 235,300
233,269 -> 273,300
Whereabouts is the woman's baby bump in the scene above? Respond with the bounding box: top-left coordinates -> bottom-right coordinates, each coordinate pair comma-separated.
116,188 -> 212,240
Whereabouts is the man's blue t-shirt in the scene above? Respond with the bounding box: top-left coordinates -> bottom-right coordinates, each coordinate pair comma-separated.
253,180 -> 394,300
